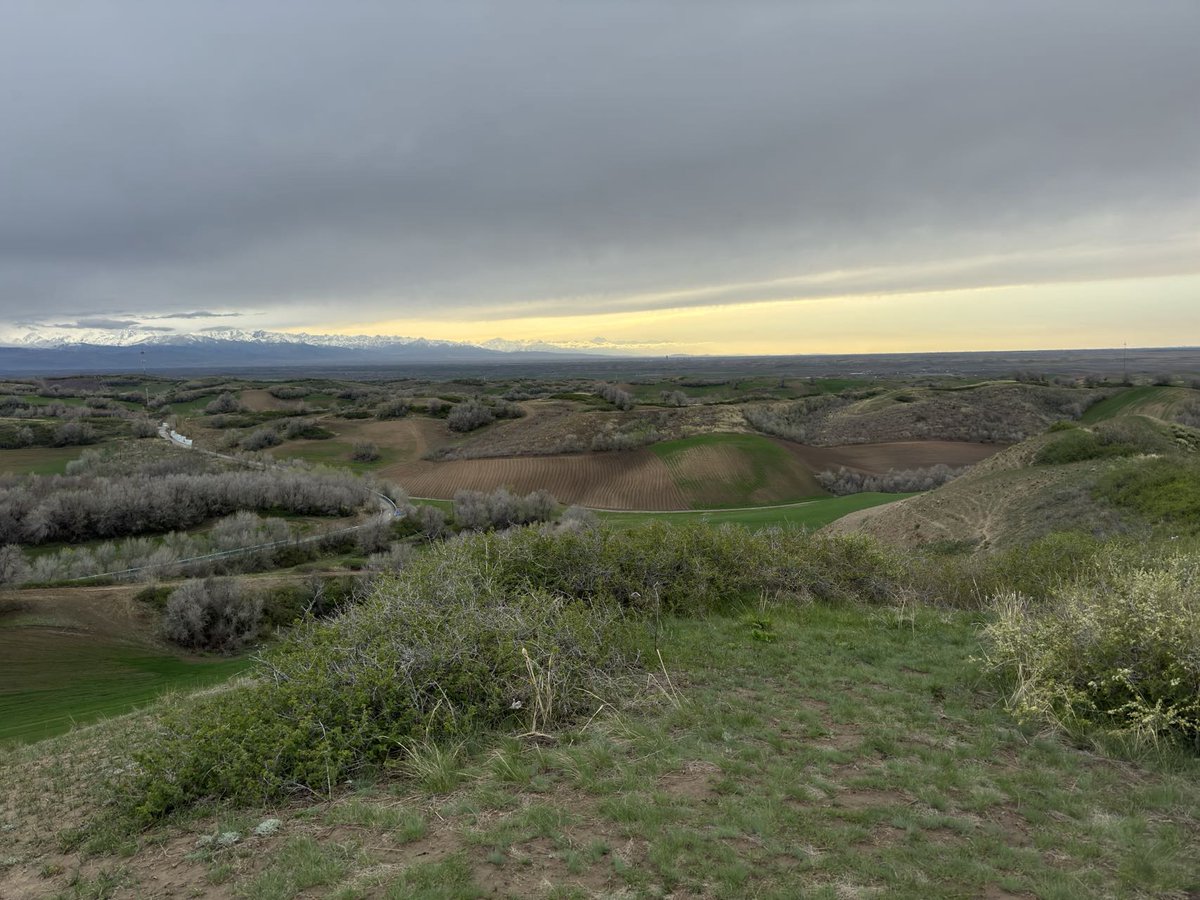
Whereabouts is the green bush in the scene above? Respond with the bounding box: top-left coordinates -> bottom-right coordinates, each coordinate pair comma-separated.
123,548 -> 642,820
472,523 -> 902,612
1095,457 -> 1200,529
977,531 -> 1105,601
119,524 -> 907,821
1034,419 -> 1176,465
984,556 -> 1200,749
161,578 -> 263,653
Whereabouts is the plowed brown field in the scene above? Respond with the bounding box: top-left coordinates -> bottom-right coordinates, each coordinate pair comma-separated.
382,450 -> 687,510
785,440 -> 1002,474
337,417 -> 448,460
655,437 -> 826,507
239,389 -> 295,412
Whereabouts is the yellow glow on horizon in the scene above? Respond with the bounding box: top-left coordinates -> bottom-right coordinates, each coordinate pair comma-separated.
294,273 -> 1200,355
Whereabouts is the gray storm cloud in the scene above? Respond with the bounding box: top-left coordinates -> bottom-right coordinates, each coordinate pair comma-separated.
0,1 -> 1197,328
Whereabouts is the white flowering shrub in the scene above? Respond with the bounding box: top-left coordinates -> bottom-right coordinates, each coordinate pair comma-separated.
984,557 -> 1200,748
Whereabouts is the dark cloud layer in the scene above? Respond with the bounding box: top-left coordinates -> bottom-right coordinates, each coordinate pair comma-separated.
0,1 -> 1197,328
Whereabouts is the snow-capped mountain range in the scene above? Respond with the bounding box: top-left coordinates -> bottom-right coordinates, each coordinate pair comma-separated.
3,325 -> 512,352
0,325 -> 653,374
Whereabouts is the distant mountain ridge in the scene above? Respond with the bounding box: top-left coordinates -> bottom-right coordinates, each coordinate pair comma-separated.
3,326 -> 593,353
0,327 -> 613,374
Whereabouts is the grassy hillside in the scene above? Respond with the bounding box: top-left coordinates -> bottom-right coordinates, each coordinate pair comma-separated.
1080,385 -> 1200,423
0,446 -> 86,475
599,492 -> 912,529
650,433 -> 826,507
828,417 -> 1200,551
0,628 -> 248,743
746,381 -> 1104,446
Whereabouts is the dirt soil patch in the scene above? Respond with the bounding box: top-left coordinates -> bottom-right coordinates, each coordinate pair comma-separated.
238,389 -> 295,412
786,440 -> 1003,474
383,450 -> 688,510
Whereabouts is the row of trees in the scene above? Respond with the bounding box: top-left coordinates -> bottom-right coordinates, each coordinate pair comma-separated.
590,423 -> 664,451
0,468 -> 374,545
742,395 -> 847,443
451,487 -> 557,530
596,382 -> 635,410
0,509 -> 394,587
816,464 -> 969,495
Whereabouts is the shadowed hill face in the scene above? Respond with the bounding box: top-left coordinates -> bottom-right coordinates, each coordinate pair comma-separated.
826,415 -> 1200,552
744,382 -> 1106,447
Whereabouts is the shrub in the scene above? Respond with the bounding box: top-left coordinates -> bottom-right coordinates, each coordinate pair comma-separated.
118,523 -> 912,821
452,487 -> 557,530
282,418 -> 333,440
447,523 -> 902,612
1034,420 -> 1175,466
595,383 -> 634,410
240,427 -> 282,451
1174,400 -> 1200,430
975,531 -> 1105,601
742,395 -> 846,443
52,421 -> 97,446
816,464 -> 967,495
984,557 -> 1200,748
557,506 -> 599,530
351,441 -> 381,462
366,543 -> 415,574
447,400 -> 495,432
410,503 -> 448,539
161,577 -> 263,653
591,423 -> 664,452
125,555 -> 641,819
204,392 -> 243,415
268,385 -> 310,400
129,418 -> 159,439
375,398 -> 411,420
1094,457 -> 1200,529
0,544 -> 30,586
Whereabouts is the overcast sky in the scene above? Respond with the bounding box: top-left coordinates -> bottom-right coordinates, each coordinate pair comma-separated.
1,1 -> 1197,353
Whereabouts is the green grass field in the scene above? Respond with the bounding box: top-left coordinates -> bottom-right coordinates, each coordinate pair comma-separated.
1080,385 -> 1192,423
168,394 -> 220,414
650,432 -> 825,507
269,439 -> 399,473
0,628 -> 248,744
597,492 -> 913,529
0,446 -> 87,475
22,395 -> 88,407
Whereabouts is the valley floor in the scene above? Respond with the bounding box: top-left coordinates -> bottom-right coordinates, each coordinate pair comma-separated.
2,604 -> 1197,898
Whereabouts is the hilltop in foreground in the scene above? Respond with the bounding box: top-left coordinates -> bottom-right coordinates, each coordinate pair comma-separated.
1,373 -> 1199,898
